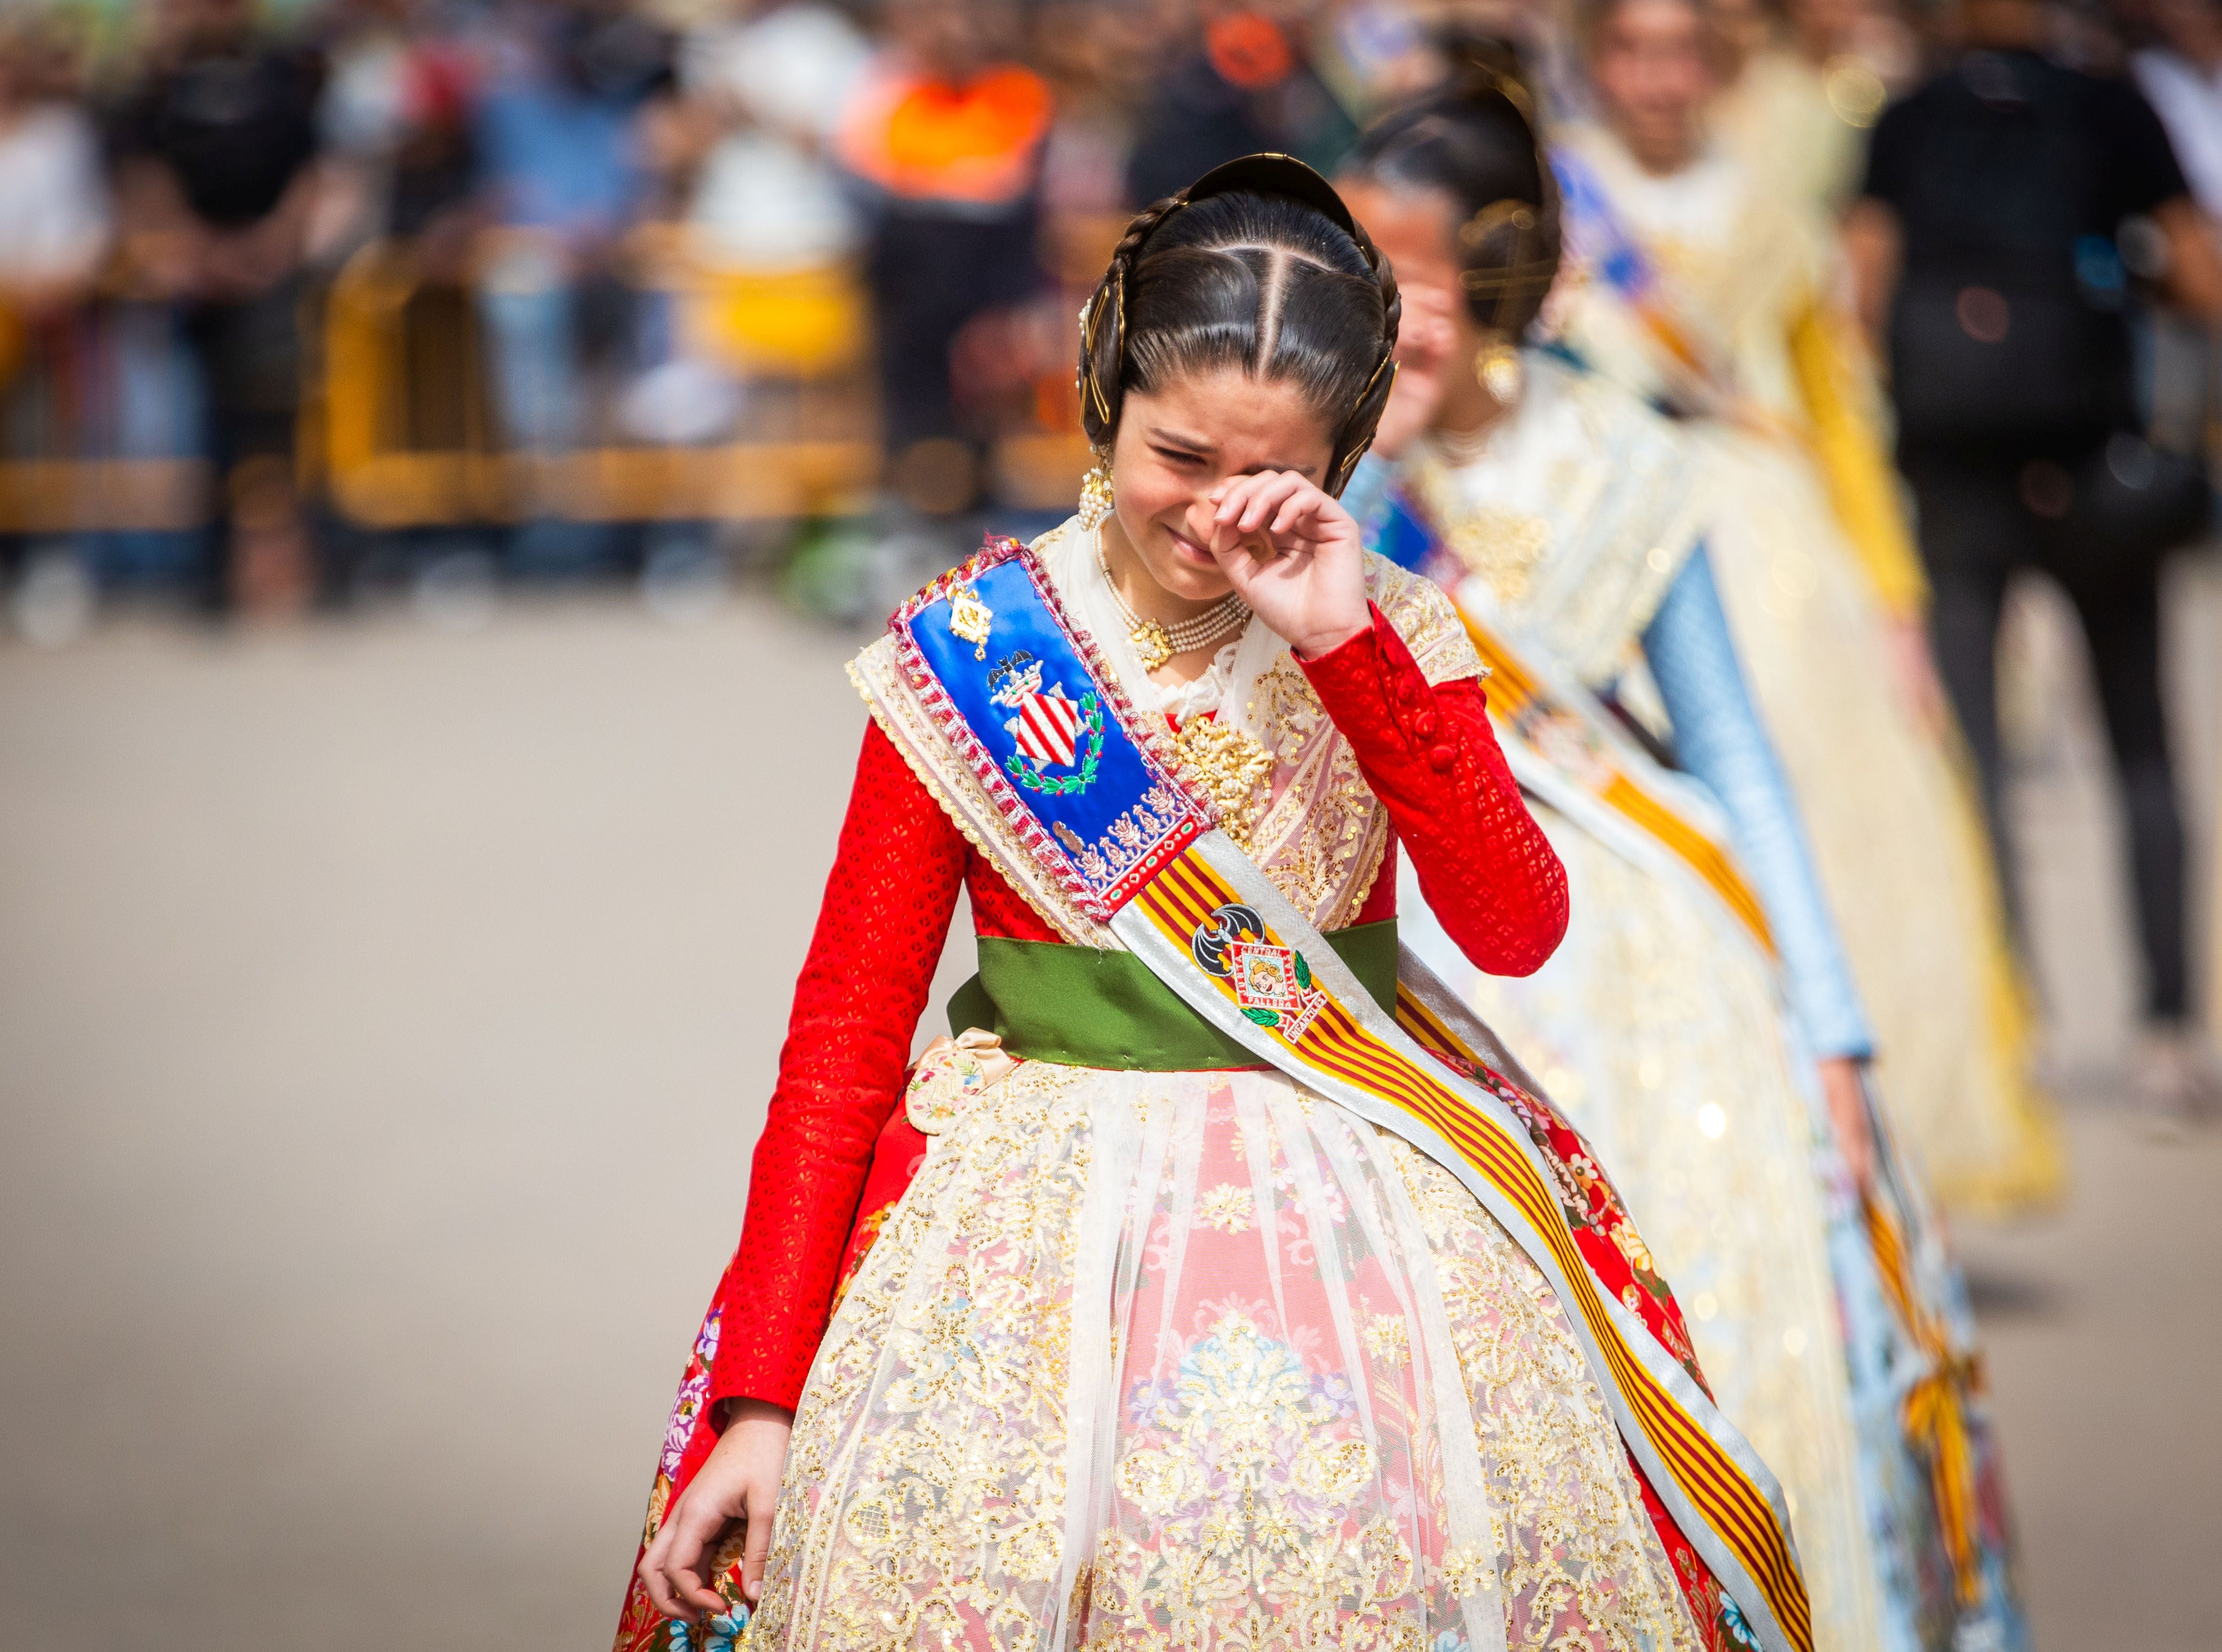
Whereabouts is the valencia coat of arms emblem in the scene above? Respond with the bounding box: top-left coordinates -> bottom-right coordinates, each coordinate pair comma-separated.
991,651 -> 1105,794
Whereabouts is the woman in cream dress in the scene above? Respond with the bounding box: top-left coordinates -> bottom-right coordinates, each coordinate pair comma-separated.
1339,64 -> 2025,1652
1550,0 -> 2060,1215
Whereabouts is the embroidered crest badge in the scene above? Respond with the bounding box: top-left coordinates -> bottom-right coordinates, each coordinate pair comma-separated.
992,651 -> 1105,795
1190,901 -> 1327,1041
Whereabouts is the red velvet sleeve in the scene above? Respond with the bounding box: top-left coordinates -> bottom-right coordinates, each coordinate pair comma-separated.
1298,604 -> 1568,977
706,719 -> 968,1414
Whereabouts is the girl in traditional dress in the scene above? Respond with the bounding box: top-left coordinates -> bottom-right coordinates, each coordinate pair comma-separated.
618,156 -> 1810,1652
1543,0 -> 2061,1218
1335,63 -> 2025,1652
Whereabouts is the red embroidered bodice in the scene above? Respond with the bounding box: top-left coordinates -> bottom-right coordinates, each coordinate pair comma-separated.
708,605 -> 1569,1413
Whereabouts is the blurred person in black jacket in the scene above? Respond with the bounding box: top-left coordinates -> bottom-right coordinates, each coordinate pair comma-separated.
1848,0 -> 2222,1106
111,0 -> 326,618
1123,3 -> 1357,207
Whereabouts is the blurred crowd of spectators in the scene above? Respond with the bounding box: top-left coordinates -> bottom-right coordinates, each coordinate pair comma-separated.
0,0 -> 1427,627
3,0 -> 2222,631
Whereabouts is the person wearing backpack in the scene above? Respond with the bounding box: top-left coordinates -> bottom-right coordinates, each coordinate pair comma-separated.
1848,0 -> 2222,1113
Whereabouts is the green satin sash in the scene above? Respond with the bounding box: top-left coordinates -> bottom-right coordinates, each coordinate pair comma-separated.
946,920 -> 1401,1070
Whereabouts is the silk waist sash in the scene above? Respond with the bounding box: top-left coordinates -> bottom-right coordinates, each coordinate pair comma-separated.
949,920 -> 1401,1070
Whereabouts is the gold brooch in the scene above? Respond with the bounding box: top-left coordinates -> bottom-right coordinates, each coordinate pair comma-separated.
1131,619 -> 1174,671
947,582 -> 993,660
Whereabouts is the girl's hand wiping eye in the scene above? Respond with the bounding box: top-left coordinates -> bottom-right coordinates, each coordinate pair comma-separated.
1196,471 -> 1370,659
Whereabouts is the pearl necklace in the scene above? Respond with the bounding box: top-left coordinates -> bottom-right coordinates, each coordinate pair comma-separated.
1431,419 -> 1500,467
1096,533 -> 1249,671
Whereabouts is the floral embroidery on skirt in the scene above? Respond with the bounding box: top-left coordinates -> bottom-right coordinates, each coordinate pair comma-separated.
748,1062 -> 1701,1652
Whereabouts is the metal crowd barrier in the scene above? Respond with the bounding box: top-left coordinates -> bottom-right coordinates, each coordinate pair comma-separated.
319,227 -> 883,528
0,223 -> 1095,543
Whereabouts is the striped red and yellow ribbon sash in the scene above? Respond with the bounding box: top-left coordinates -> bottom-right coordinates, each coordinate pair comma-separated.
1452,599 -> 1777,956
1863,1189 -> 1985,1606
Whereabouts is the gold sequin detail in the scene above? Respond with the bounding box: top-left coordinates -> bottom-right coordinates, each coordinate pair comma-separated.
1193,1182 -> 1255,1233
1170,715 -> 1272,847
1405,359 -> 1706,686
1438,1541 -> 1499,1598
1438,503 -> 1554,604
1362,1311 -> 1412,1368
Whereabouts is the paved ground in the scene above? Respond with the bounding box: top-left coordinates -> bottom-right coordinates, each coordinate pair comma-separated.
0,572 -> 2214,1652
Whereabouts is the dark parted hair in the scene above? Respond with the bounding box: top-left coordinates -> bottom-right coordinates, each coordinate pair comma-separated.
1078,159 -> 1400,496
1348,41 -> 1562,342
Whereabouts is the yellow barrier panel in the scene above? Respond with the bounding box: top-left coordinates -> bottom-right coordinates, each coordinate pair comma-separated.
685,262 -> 867,378
0,457 -> 207,534
322,232 -> 882,529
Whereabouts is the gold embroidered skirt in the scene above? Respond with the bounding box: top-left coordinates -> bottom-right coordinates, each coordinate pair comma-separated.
750,1063 -> 1703,1652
